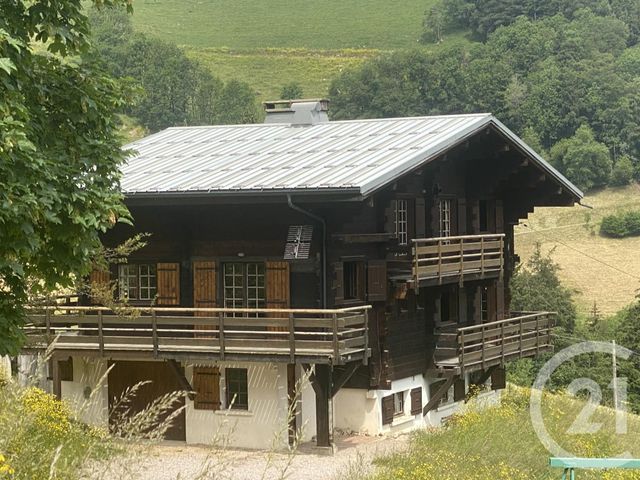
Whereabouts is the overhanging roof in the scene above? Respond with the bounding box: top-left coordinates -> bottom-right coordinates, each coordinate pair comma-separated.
122,113 -> 583,200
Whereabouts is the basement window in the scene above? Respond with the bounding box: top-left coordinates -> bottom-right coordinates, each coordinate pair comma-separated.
393,391 -> 406,417
225,368 -> 249,410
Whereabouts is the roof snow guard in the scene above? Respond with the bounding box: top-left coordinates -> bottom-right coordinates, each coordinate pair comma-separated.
121,114 -> 583,200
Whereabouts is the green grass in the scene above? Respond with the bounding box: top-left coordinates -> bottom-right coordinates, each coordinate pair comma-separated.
131,0 -> 431,50
515,183 -> 640,316
184,47 -> 377,100
367,386 -> 640,480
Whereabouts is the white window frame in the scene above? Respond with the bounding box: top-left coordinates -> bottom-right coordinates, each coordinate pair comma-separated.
223,263 -> 266,314
439,199 -> 451,238
394,199 -> 409,246
393,391 -> 406,417
118,264 -> 157,301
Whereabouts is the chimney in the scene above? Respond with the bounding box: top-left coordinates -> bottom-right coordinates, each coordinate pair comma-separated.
263,99 -> 329,126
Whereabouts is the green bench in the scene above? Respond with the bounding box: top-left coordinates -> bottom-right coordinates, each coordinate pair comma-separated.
550,457 -> 640,479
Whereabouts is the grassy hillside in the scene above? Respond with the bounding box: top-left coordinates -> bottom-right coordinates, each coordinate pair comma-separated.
367,387 -> 640,479
130,0 -> 430,50
516,184 -> 640,316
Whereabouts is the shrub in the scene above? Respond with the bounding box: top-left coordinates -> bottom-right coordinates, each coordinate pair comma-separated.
611,156 -> 635,186
600,210 -> 640,238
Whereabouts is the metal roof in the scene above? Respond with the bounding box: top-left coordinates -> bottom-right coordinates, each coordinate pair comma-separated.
122,113 -> 583,199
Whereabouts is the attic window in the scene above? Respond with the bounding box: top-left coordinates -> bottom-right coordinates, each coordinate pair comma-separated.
284,225 -> 313,259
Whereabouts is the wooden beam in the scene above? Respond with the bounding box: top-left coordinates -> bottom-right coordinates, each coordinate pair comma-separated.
465,365 -> 497,403
423,375 -> 456,416
166,359 -> 194,400
314,364 -> 332,448
331,363 -> 359,398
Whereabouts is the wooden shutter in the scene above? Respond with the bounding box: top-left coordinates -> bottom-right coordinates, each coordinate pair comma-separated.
384,200 -> 396,236
453,377 -> 466,402
470,200 -> 480,234
193,366 -> 220,410
457,198 -> 467,235
410,387 -> 422,415
381,394 -> 394,425
157,263 -> 180,306
450,199 -> 458,236
449,289 -> 459,323
491,366 -> 506,391
415,197 -> 426,238
89,268 -> 111,304
193,261 -> 217,335
332,262 -> 344,305
367,260 -> 387,302
266,261 -> 290,331
487,284 -> 497,322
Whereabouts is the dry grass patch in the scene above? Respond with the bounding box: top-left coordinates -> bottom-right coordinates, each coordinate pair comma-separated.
516,184 -> 640,315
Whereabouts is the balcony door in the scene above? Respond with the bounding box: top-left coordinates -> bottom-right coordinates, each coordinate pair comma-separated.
438,198 -> 458,238
223,263 -> 266,313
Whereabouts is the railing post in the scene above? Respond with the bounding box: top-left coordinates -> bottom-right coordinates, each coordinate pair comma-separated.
481,325 -> 486,370
219,312 -> 225,361
536,314 -> 540,356
413,241 -> 420,288
152,309 -> 158,358
499,235 -> 504,280
363,309 -> 369,366
332,313 -> 340,362
459,238 -> 464,286
98,310 -> 104,357
519,316 -> 524,359
459,330 -> 465,375
45,307 -> 51,338
288,313 -> 296,363
437,239 -> 443,285
500,320 -> 505,365
480,236 -> 485,277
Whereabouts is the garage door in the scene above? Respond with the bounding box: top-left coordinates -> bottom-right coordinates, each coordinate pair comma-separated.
108,361 -> 186,441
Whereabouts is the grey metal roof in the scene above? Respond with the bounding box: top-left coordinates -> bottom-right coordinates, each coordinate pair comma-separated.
122,113 -> 583,199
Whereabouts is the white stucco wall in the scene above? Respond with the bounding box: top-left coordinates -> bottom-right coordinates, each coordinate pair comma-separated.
60,357 -> 109,427
185,361 -> 290,450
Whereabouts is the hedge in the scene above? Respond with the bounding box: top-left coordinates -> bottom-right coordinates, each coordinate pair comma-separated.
600,211 -> 640,238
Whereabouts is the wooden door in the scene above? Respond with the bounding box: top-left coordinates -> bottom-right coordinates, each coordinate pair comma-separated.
108,361 -> 186,441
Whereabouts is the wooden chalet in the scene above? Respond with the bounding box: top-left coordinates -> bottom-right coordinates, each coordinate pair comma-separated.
22,100 -> 582,450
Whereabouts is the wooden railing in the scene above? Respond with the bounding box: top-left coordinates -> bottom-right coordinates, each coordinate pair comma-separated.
435,312 -> 555,373
412,233 -> 504,285
22,306 -> 371,365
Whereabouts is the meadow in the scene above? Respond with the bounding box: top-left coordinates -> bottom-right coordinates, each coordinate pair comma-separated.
515,184 -> 640,316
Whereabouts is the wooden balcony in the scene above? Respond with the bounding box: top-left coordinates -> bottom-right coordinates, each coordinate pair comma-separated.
22,306 -> 371,366
432,312 -> 555,374
411,233 -> 505,287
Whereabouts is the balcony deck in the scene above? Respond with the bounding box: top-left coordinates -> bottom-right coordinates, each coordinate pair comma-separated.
22,305 -> 371,366
405,233 -> 505,287
431,312 -> 555,374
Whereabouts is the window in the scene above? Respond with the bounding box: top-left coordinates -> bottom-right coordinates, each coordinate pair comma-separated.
439,199 -> 451,238
343,261 -> 365,301
223,263 -> 266,313
394,199 -> 409,246
479,199 -> 488,232
118,264 -> 157,301
225,368 -> 248,410
393,391 -> 406,417
440,289 -> 459,324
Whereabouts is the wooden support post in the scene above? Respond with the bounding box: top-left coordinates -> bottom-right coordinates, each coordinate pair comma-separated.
363,309 -> 369,366
219,312 -> 225,361
460,330 -> 465,375
437,240 -> 443,285
98,310 -> 104,357
52,358 -> 61,400
287,364 -> 297,446
332,313 -> 339,362
459,238 -> 464,286
314,364 -> 332,448
289,313 -> 296,364
151,309 -> 158,358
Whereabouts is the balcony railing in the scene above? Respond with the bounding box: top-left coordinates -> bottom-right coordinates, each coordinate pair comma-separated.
433,312 -> 555,374
22,305 -> 371,365
412,233 -> 505,286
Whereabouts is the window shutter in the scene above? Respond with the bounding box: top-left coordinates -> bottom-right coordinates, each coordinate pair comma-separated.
381,394 -> 395,425
193,261 -> 217,335
266,261 -> 290,331
453,377 -> 466,402
367,260 -> 387,302
457,198 -> 467,235
491,367 -> 506,391
193,366 -> 220,410
470,200 -> 480,234
449,289 -> 459,323
450,199 -> 458,236
429,201 -> 440,237
415,197 -> 426,238
332,262 -> 344,305
89,268 -> 111,305
157,263 -> 180,305
410,387 -> 422,415
384,200 -> 396,236
495,199 -> 504,233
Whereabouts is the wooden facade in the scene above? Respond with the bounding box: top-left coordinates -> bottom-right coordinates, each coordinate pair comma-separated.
24,121 -> 580,447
